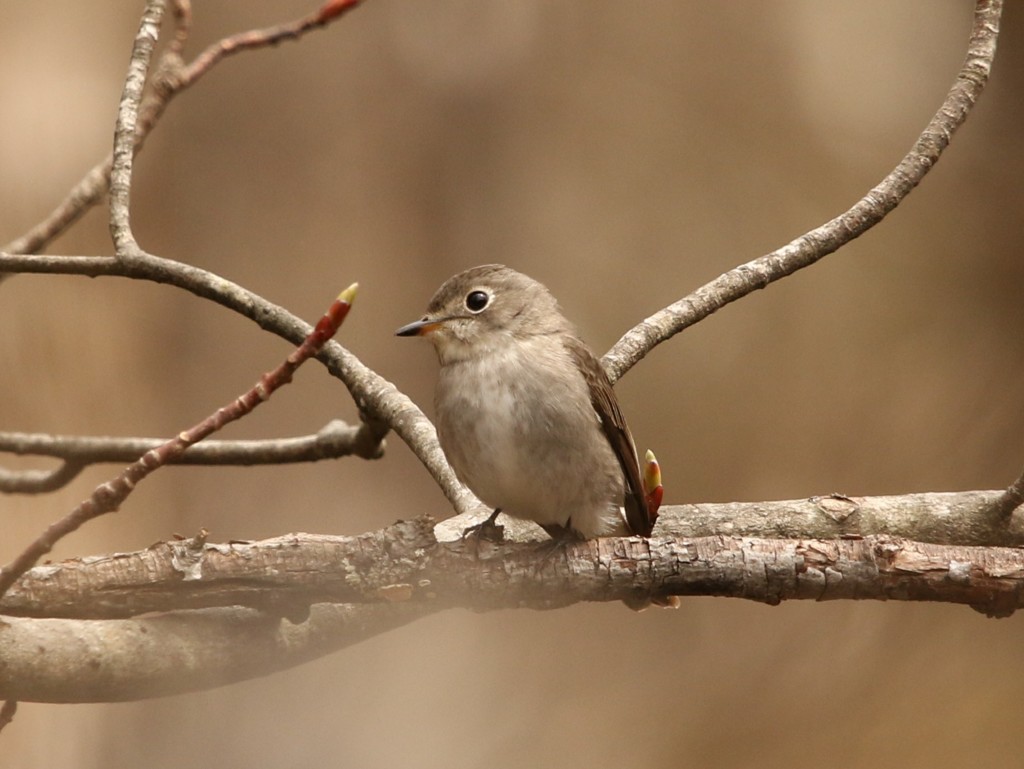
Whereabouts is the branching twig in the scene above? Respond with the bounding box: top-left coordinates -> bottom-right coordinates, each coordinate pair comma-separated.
0,420 -> 384,495
1,0 -> 363,256
0,286 -> 358,599
109,0 -> 365,255
603,0 -> 1002,382
178,0 -> 363,80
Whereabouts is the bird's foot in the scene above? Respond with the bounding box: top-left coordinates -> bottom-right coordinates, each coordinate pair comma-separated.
461,508 -> 505,544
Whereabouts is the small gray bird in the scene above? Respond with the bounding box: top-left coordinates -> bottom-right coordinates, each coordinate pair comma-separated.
396,264 -> 652,541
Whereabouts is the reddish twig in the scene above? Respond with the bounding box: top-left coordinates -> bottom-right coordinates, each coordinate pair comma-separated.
182,0 -> 363,78
0,285 -> 358,599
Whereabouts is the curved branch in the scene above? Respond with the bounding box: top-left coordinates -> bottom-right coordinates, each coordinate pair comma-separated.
603,0 -> 1003,382
0,462 -> 85,495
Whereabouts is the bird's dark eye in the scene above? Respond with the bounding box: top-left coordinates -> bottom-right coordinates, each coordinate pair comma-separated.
465,290 -> 490,313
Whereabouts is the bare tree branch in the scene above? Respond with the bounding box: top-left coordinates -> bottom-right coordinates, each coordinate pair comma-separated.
3,520 -> 437,619
0,602 -> 429,704
603,0 -> 1003,383
440,491 -> 1024,548
0,0 -> 1013,730
0,420 -> 384,495
5,491 -> 1022,623
3,504 -> 1023,703
108,0 -> 164,256
1,2 -> 1002,522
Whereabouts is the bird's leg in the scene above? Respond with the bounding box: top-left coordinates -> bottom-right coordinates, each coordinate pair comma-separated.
461,507 -> 505,543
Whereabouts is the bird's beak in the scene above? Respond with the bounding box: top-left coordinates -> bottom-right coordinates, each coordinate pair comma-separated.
395,317 -> 443,337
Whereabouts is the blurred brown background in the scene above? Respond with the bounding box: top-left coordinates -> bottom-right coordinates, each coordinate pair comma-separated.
2,1 -> 1023,767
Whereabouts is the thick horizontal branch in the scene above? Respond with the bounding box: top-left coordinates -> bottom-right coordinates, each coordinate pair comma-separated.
5,490 -> 1022,621
438,490 -> 1024,547
3,524 -> 1023,703
655,491 -> 1023,546
4,492 -> 1022,703
3,521 -> 437,620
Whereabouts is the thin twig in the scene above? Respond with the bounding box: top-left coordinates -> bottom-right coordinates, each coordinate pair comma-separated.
603,0 -> 1003,382
0,286 -> 358,599
109,0 -> 164,256
180,0 -> 363,80
0,462 -> 85,495
168,0 -> 191,58
0,420 -> 384,495
0,421 -> 382,464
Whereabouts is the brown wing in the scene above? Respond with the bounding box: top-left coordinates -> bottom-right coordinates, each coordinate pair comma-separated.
564,336 -> 652,537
